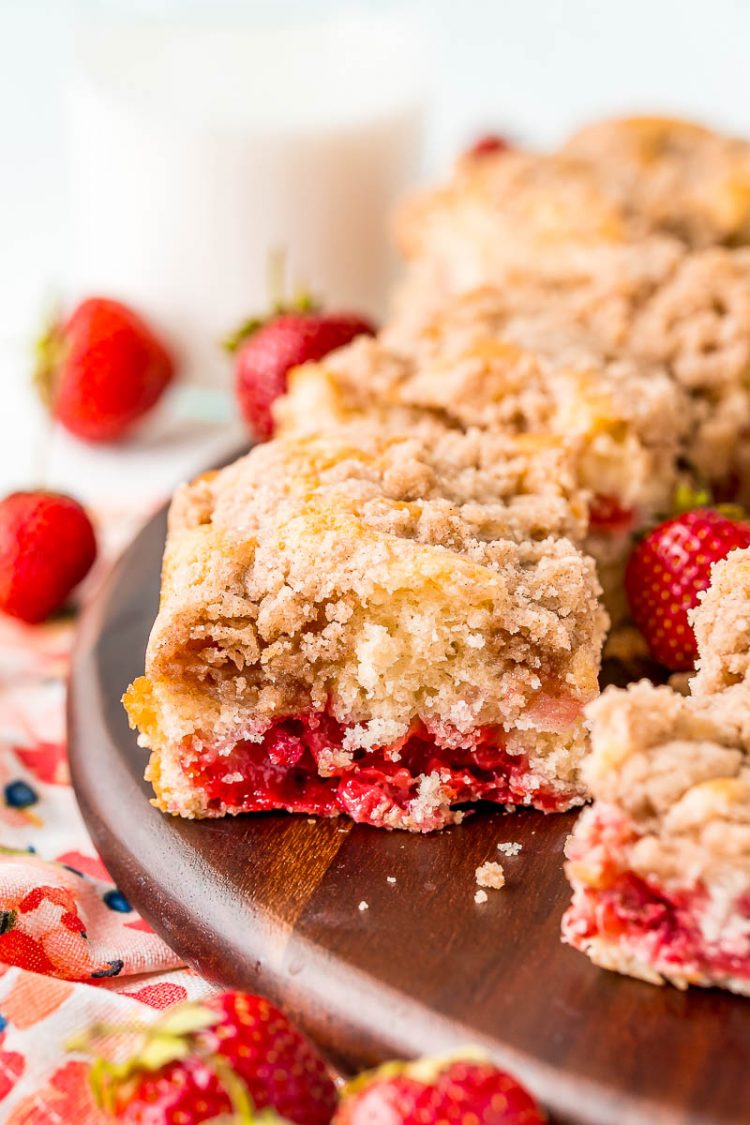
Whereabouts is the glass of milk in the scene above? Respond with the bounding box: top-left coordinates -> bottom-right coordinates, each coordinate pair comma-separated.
67,0 -> 428,387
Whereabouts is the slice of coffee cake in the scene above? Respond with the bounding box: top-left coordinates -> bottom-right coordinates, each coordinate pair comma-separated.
563,549 -> 750,992
563,680 -> 750,994
125,426 -> 606,831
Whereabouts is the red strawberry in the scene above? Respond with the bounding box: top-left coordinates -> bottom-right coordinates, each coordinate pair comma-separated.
36,297 -> 175,442
0,491 -> 97,623
230,309 -> 376,440
334,1055 -> 545,1125
625,507 -> 750,671
465,133 -> 511,158
78,990 -> 337,1124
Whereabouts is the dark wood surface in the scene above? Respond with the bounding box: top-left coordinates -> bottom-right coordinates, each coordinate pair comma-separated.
68,503 -> 750,1125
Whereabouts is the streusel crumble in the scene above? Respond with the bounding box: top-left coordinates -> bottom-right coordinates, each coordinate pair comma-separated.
562,116 -> 750,248
277,290 -> 688,620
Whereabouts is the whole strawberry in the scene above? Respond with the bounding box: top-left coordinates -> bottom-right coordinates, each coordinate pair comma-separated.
79,990 -> 337,1124
334,1055 -> 545,1125
625,507 -> 750,671
465,133 -> 511,158
36,297 -> 176,442
229,308 -> 375,440
0,491 -> 97,623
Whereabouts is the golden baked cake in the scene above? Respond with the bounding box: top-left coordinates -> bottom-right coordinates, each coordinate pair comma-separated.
562,115 -> 750,247
395,117 -> 750,323
625,247 -> 750,498
391,118 -> 750,508
124,426 -> 606,831
393,146 -> 684,329
536,246 -> 750,501
396,148 -> 633,280
563,549 -> 750,993
394,242 -> 750,507
276,290 -> 689,619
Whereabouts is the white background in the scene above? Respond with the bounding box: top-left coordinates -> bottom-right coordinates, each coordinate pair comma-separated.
0,0 -> 749,506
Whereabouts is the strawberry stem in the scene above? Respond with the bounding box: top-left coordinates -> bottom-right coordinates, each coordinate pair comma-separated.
672,479 -> 713,514
32,311 -> 65,410
222,248 -> 319,354
210,1054 -> 256,1122
30,303 -> 67,490
267,247 -> 287,311
69,1002 -> 220,1111
69,1002 -> 289,1122
341,1047 -> 490,1098
222,316 -> 267,354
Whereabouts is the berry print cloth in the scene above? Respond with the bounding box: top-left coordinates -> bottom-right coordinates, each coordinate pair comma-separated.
0,507 -> 215,1122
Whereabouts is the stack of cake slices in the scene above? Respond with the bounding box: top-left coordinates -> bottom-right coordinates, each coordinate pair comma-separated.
127,115 -> 750,993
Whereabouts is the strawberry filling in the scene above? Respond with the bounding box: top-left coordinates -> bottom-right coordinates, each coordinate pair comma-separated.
179,711 -> 573,829
565,818 -> 750,983
588,494 -> 636,536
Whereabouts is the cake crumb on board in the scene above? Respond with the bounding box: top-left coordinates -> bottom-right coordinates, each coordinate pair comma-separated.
497,841 -> 522,857
358,900 -> 369,912
474,889 -> 489,904
476,860 -> 506,889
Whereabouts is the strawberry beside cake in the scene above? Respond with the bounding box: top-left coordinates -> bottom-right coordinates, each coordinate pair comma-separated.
124,426 -> 606,831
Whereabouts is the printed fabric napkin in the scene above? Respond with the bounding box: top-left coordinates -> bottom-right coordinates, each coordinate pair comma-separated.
0,505 -> 216,1123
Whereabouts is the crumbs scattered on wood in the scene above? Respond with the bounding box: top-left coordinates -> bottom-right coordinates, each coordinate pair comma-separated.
476,860 -> 506,890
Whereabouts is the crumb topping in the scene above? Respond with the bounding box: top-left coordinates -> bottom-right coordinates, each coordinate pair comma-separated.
132,425 -> 605,763
562,116 -> 750,247
580,678 -> 750,885
278,296 -> 685,521
692,548 -> 750,695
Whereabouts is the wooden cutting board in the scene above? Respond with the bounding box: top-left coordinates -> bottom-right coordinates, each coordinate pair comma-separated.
68,501 -> 750,1125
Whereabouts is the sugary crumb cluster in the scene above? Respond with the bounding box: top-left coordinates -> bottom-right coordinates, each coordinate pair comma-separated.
563,548 -> 750,994
475,861 -> 506,890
